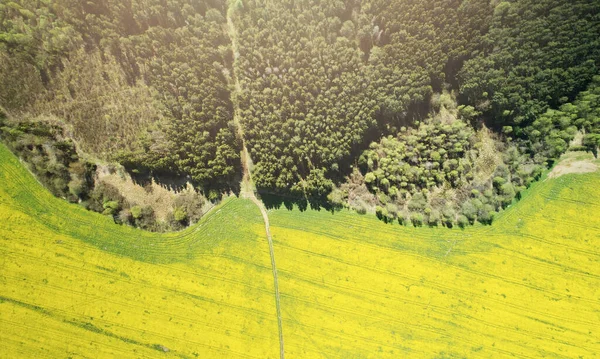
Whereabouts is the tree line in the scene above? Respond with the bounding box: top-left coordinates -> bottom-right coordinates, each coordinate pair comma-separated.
1,0 -> 599,229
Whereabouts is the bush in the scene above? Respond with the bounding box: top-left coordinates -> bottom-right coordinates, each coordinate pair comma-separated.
477,204 -> 495,225
327,188 -> 346,207
397,212 -> 407,226
408,193 -> 427,212
68,177 -> 85,198
499,183 -> 516,208
377,192 -> 389,205
90,182 -> 125,213
375,206 -> 384,220
130,205 -> 143,219
118,209 -> 132,224
442,206 -> 456,227
568,145 -> 588,152
102,201 -> 120,216
493,176 -> 507,188
133,206 -> 156,230
457,215 -> 469,228
174,191 -> 205,224
411,213 -> 424,227
174,207 -> 188,223
207,189 -> 220,202
427,210 -> 440,227
355,203 -> 368,215
385,203 -> 398,220
461,200 -> 477,224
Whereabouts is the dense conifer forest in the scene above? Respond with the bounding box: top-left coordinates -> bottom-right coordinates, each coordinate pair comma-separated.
1,0 -> 599,230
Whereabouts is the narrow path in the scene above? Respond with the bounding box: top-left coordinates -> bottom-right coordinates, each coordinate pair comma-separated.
226,10 -> 286,359
250,196 -> 285,359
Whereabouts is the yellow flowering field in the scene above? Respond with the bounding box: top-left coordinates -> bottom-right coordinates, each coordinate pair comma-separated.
0,145 -> 280,358
269,162 -> 600,358
1,142 -> 599,358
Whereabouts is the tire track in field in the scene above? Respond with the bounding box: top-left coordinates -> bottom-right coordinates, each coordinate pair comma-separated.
1,167 -> 245,262
0,251 -> 277,334
2,146 -> 286,356
226,10 -> 286,359
273,229 -> 600,311
249,196 -> 286,359
278,293 -> 552,359
0,287 -> 267,359
272,238 -> 600,328
276,267 -> 597,355
276,246 -> 599,339
0,317 -> 158,359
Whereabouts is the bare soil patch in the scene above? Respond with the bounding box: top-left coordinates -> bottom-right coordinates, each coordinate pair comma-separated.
548,158 -> 598,178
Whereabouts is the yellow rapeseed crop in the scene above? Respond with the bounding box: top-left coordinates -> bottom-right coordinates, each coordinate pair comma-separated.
0,145 -> 280,358
268,158 -> 600,358
1,143 -> 599,358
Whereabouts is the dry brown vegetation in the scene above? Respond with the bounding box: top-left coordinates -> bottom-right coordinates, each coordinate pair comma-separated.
96,164 -> 208,223
548,152 -> 598,178
34,50 -> 164,158
472,126 -> 502,186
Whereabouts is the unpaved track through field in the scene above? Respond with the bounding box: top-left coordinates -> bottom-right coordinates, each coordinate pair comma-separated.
226,10 -> 285,359
250,195 -> 285,359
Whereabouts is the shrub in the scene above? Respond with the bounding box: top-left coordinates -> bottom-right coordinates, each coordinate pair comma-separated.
355,203 -> 368,215
408,193 -> 427,212
375,206 -> 384,220
90,182 -> 125,213
174,207 -> 188,223
411,213 -> 424,227
493,176 -> 507,188
427,210 -> 440,227
134,206 -> 156,230
461,200 -> 477,223
327,188 -> 346,206
130,206 -> 143,219
457,215 -> 469,228
397,211 -> 407,226
118,209 -> 132,224
385,203 -> 398,220
442,206 -> 456,227
499,183 -> 516,207
377,192 -> 389,205
568,145 -> 588,152
68,177 -> 85,198
174,191 -> 205,224
477,204 -> 495,225
102,201 -> 120,216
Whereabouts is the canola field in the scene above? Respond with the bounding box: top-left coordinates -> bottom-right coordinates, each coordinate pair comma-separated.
269,165 -> 600,358
1,141 -> 600,358
0,144 -> 280,358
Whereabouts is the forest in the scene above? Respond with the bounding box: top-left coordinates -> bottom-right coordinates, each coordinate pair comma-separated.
1,0 -> 599,230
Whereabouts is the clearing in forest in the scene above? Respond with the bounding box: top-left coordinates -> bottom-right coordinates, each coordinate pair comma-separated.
548,151 -> 599,178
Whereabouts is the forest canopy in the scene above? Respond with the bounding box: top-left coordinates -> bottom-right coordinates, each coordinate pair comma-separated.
0,0 -> 240,191
1,0 -> 599,229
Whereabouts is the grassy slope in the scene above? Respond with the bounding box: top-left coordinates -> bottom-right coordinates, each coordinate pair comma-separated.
0,144 -> 280,358
269,155 -> 600,358
1,142 -> 599,358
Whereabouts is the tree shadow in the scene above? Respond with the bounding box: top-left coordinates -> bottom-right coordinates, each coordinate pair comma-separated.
258,189 -> 343,214
125,165 -> 242,200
